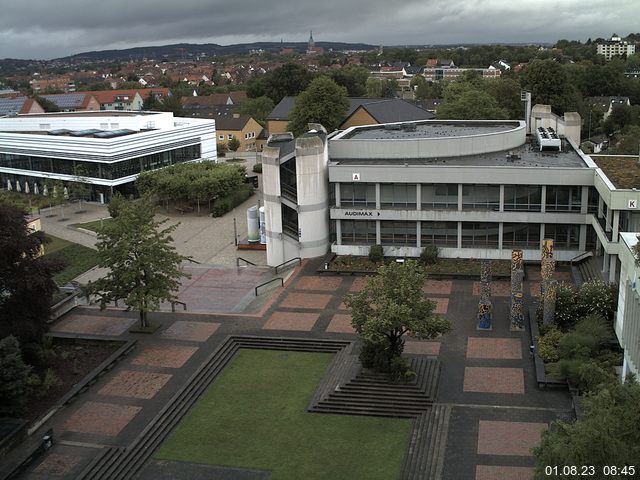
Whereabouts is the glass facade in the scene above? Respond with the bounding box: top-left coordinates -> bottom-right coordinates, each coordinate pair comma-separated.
503,223 -> 540,248
545,186 -> 581,212
421,184 -> 457,209
421,221 -> 458,246
381,184 -> 416,209
0,144 -> 201,180
380,221 -> 416,246
340,183 -> 376,207
341,220 -> 376,245
544,224 -> 580,249
461,222 -> 500,247
462,185 -> 500,210
503,185 -> 542,212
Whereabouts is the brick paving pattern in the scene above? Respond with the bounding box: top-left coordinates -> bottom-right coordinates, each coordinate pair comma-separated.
63,401 -> 141,436
463,367 -> 525,394
472,281 -> 511,297
423,279 -> 453,295
428,297 -> 450,315
131,344 -> 199,369
33,454 -> 83,476
99,370 -> 173,399
263,311 -> 320,331
161,321 -> 220,342
466,337 -> 522,359
325,314 -> 355,334
530,282 -> 541,297
477,420 -> 547,456
51,315 -> 135,336
279,292 -> 332,310
295,276 -> 343,291
404,341 -> 441,356
349,277 -> 368,292
476,465 -> 535,480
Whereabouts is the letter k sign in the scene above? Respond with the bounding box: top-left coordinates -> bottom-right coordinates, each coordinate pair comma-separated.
629,199 -> 637,209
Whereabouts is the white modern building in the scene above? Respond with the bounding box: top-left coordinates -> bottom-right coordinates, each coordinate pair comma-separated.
597,35 -> 636,60
0,111 -> 216,201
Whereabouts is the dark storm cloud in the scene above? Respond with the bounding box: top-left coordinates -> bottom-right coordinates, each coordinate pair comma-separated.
0,0 -> 638,59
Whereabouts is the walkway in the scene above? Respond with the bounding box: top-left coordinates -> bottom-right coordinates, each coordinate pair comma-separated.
17,258 -> 573,480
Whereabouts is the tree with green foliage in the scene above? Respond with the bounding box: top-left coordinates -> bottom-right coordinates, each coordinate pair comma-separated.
142,92 -> 161,110
87,198 -> 189,328
410,75 -> 442,100
522,59 -> 582,114
344,261 -> 451,373
246,63 -> 315,104
287,76 -> 349,136
158,95 -> 184,117
365,77 -> 397,98
0,335 -> 32,416
612,125 -> 640,154
534,379 -> 640,479
239,95 -> 274,126
228,137 -> 241,152
70,165 -> 91,212
33,95 -> 59,112
0,203 -> 61,342
437,82 -> 508,120
328,65 -> 370,97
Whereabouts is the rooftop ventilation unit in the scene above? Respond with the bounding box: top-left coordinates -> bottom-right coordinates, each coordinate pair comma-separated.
536,126 -> 561,151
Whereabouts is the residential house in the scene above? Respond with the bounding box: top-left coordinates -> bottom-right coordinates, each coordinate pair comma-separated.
586,96 -> 631,120
597,35 -> 636,60
40,93 -> 100,112
0,96 -> 44,115
215,113 -> 263,152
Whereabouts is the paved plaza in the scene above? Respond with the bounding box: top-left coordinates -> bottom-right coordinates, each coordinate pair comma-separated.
17,259 -> 573,480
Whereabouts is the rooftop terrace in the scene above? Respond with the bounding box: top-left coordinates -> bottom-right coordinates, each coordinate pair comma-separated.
592,155 -> 640,189
338,120 -> 521,140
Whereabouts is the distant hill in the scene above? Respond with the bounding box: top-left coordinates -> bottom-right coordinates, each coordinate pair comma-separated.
54,41 -> 379,62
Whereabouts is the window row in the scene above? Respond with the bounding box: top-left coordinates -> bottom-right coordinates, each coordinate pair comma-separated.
0,145 -> 201,180
340,220 -> 583,249
336,183 -> 597,213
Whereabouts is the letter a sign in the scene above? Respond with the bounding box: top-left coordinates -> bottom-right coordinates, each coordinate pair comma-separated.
352,173 -> 361,181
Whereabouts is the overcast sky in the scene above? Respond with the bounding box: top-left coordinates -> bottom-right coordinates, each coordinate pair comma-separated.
1,0 -> 639,60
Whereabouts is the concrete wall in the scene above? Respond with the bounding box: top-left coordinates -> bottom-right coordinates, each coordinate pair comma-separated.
615,233 -> 640,378
261,144 -> 285,266
530,105 -> 581,145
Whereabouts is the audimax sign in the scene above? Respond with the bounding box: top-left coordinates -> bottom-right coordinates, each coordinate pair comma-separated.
343,210 -> 381,217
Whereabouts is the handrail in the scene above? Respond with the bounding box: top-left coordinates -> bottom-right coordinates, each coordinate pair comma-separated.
171,301 -> 187,312
275,257 -> 301,274
255,277 -> 284,296
570,251 -> 593,265
237,257 -> 258,267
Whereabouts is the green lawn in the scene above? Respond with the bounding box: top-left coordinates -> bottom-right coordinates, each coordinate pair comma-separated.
44,235 -> 99,285
75,218 -> 112,233
155,349 -> 412,480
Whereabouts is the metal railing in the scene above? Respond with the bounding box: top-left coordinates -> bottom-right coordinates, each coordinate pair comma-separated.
275,257 -> 301,274
171,301 -> 187,312
570,251 -> 594,265
236,257 -> 258,267
255,277 -> 284,296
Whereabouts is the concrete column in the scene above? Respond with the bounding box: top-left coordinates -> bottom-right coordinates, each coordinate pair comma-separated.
579,224 -> 587,251
376,220 -> 381,245
457,221 -> 462,249
375,183 -> 381,210
498,222 -> 504,250
581,186 -> 589,214
540,224 -> 545,245
603,252 -> 610,274
416,184 -> 421,211
598,196 -> 604,219
499,185 -> 505,213
458,184 -> 463,211
540,185 -> 546,213
416,221 -> 421,249
606,207 -> 612,232
336,219 -> 342,246
613,210 -> 620,242
335,183 -> 341,207
609,255 -> 617,283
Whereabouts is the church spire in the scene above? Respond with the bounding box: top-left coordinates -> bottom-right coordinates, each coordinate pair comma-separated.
308,30 -> 315,50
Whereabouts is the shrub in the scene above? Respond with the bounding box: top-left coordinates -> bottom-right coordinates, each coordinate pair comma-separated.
573,314 -> 613,347
0,336 -> 32,416
211,184 -> 254,217
558,332 -> 599,360
252,163 -> 263,173
419,245 -> 439,265
554,282 -> 578,330
359,341 -> 393,370
39,368 -> 63,396
368,244 -> 384,263
537,328 -> 565,363
575,280 -> 616,320
217,142 -> 228,157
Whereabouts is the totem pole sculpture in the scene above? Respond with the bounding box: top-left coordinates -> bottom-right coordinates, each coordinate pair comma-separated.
510,249 -> 525,331
540,239 -> 556,326
477,260 -> 492,330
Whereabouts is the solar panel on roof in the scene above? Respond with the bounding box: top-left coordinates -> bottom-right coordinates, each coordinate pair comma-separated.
48,129 -> 71,135
69,129 -> 102,137
42,93 -> 85,109
0,97 -> 28,115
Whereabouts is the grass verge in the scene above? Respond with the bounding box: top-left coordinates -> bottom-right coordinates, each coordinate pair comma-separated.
155,349 -> 411,480
75,218 -> 112,233
44,235 -> 99,285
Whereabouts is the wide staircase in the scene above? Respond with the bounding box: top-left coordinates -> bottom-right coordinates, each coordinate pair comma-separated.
572,254 -> 604,287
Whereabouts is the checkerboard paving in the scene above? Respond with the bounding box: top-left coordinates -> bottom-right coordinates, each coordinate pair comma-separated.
33,454 -> 83,476
529,282 -> 541,297
404,341 -> 441,356
476,465 -> 534,480
422,279 -> 453,295
466,337 -> 522,360
428,297 -> 449,314
472,281 -> 511,297
325,314 -> 355,334
279,292 -> 332,310
131,344 -> 198,369
463,367 -> 525,394
63,401 -> 141,436
263,311 -> 320,331
295,276 -> 343,291
98,370 -> 172,399
161,321 -> 220,342
477,420 -> 547,456
51,315 -> 135,336
349,277 -> 368,292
